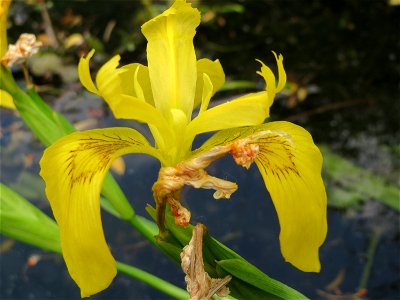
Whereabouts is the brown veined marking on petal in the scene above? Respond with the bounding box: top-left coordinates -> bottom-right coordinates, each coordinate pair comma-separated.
65,133 -> 144,189
255,134 -> 300,180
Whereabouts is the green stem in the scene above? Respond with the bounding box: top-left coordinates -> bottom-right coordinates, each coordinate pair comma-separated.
116,261 -> 188,299
358,228 -> 381,291
128,215 -> 159,246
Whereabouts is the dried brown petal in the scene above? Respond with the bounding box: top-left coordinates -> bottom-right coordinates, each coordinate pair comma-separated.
152,146 -> 237,230
1,34 -> 42,67
180,224 -> 231,300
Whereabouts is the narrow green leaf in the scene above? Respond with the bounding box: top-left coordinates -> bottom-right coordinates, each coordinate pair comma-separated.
203,234 -> 242,261
217,259 -> 308,299
215,262 -> 283,299
0,183 -> 61,253
154,238 -> 183,263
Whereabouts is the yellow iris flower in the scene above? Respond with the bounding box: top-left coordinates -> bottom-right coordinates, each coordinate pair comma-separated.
40,0 -> 327,297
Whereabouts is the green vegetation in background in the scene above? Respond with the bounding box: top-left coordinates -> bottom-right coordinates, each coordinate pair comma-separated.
321,146 -> 400,211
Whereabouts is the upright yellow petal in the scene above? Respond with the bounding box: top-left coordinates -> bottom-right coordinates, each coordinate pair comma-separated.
77,49 -> 98,94
123,63 -> 155,106
78,50 -> 174,147
95,54 -> 125,97
141,0 -> 200,119
272,52 -> 286,92
78,50 -> 153,109
256,52 -> 286,107
40,128 -> 163,297
194,58 -> 225,108
198,73 -> 213,114
193,122 -> 327,272
186,91 -> 268,140
185,53 -> 286,147
94,56 -> 154,106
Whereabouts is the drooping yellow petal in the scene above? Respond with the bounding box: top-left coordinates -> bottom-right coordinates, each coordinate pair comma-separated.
141,0 -> 200,119
193,121 -> 327,272
194,58 -> 225,108
0,89 -> 16,109
39,127 -> 164,297
254,122 -> 326,272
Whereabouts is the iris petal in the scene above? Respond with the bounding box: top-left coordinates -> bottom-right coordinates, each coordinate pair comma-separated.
185,53 -> 286,147
78,49 -> 98,94
40,128 -> 163,297
141,0 -> 200,118
198,73 -> 213,114
77,51 -> 174,147
256,52 -> 286,107
186,91 -> 267,141
193,121 -> 327,272
253,121 -> 326,272
194,58 -> 225,108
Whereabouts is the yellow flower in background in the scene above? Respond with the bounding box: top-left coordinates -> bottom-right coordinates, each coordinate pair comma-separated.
0,0 -> 11,58
0,88 -> 15,109
40,0 -> 327,297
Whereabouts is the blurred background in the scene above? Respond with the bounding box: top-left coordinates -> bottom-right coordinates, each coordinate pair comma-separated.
1,0 -> 399,299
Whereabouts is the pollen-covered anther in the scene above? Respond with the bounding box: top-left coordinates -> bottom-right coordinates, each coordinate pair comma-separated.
230,140 -> 260,169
